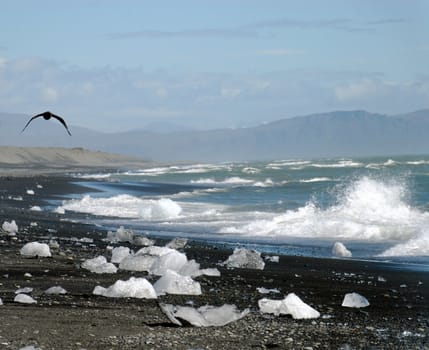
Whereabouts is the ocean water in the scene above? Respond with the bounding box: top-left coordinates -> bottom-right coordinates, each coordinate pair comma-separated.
60,156 -> 429,266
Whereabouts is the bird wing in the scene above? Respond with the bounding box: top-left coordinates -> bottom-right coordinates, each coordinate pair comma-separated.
21,114 -> 44,133
50,112 -> 72,136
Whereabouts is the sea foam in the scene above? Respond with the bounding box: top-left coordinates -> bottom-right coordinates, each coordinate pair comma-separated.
221,177 -> 429,256
62,195 -> 182,220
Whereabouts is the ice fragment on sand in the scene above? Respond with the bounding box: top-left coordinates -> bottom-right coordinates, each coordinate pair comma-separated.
166,237 -> 188,250
119,254 -> 156,272
258,293 -> 320,319
82,256 -> 117,274
161,303 -> 249,327
30,206 -> 42,211
14,294 -> 37,304
223,248 -> 265,270
26,190 -> 35,195
257,287 -> 280,294
342,292 -> 369,308
154,269 -> 202,296
265,255 -> 279,263
149,250 -> 188,276
15,287 -> 33,294
19,346 -> 40,350
93,277 -> 157,299
2,220 -> 18,235
133,235 -> 155,246
111,246 -> 131,264
332,242 -> 352,257
20,242 -> 51,257
44,286 -> 67,295
0,298 -> 2,305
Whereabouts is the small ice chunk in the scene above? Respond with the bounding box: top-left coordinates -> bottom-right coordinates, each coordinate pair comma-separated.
258,293 -> 320,319
15,287 -> 33,294
332,242 -> 352,258
223,248 -> 265,270
26,190 -> 35,195
2,220 -> 18,235
53,206 -> 65,214
14,294 -> 37,304
0,298 -> 3,305
166,237 -> 188,250
106,226 -> 134,243
342,292 -> 370,308
24,273 -> 32,278
93,277 -> 157,299
20,242 -> 51,257
30,206 -> 42,212
111,246 -> 131,264
265,255 -> 279,263
37,184 -> 43,189
161,304 -> 249,327
49,239 -> 60,249
178,259 -> 201,277
136,245 -> 174,256
82,256 -> 117,274
199,268 -> 221,277
45,286 -> 67,295
133,235 -> 155,246
19,346 -> 40,350
119,254 -> 156,272
154,270 -> 202,296
30,222 -> 38,227
257,287 -> 280,294
377,276 -> 386,282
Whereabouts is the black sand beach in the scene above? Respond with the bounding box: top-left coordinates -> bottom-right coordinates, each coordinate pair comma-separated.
0,175 -> 428,349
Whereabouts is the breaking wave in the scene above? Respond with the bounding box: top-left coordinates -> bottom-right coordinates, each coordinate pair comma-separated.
220,177 -> 429,256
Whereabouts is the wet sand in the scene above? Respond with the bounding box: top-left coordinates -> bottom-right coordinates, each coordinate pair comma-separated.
0,175 -> 428,349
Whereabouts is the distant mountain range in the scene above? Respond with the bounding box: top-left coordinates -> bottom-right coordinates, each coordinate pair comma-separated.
1,109 -> 429,162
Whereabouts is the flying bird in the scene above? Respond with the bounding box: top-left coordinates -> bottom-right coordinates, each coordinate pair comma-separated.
21,111 -> 72,136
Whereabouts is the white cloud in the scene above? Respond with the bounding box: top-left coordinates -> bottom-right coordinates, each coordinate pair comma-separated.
335,80 -> 382,101
0,56 -> 427,131
221,87 -> 241,99
41,87 -> 59,102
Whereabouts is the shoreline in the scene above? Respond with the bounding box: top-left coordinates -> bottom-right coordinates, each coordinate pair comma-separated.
0,174 -> 428,349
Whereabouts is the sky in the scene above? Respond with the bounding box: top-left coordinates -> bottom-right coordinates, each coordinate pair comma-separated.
0,0 -> 428,132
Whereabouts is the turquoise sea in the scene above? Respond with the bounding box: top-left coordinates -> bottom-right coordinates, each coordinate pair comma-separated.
57,155 -> 429,267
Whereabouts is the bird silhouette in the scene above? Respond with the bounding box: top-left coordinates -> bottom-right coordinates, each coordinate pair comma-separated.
21,111 -> 72,136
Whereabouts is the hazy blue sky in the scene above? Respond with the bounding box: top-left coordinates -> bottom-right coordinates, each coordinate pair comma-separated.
0,0 -> 428,132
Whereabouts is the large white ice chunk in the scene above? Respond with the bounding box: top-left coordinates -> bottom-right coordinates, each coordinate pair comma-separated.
161,304 -> 249,327
154,269 -> 202,296
332,242 -> 352,257
93,277 -> 157,299
14,293 -> 37,304
20,242 -> 51,257
223,248 -> 265,270
2,220 -> 18,235
82,256 -> 118,274
111,246 -> 131,264
342,292 -> 370,308
258,293 -> 320,319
